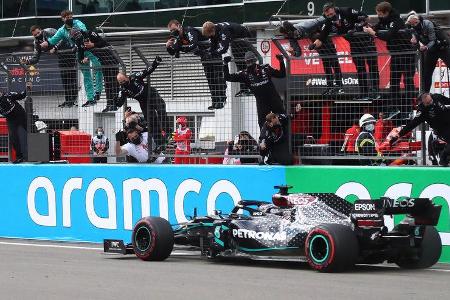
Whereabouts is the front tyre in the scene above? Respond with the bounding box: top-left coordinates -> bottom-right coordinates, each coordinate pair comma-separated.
132,217 -> 174,261
305,224 -> 359,272
396,226 -> 442,269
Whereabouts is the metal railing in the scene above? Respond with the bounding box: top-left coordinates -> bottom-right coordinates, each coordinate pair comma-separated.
0,33 -> 448,165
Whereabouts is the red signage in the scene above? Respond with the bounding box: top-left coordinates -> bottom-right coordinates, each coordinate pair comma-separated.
271,36 -> 419,89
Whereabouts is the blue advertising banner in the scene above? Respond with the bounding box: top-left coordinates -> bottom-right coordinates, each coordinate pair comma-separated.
0,165 -> 285,243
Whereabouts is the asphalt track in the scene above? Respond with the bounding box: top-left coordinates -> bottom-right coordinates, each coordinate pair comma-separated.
0,238 -> 449,300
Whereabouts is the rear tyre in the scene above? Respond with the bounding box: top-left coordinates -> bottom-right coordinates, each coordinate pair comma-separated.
132,217 -> 174,261
396,226 -> 442,269
305,224 -> 359,272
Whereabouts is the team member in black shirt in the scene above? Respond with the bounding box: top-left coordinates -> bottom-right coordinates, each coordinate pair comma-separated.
71,28 -> 122,112
259,112 -> 293,165
202,21 -> 263,98
166,19 -> 227,110
223,52 -> 286,129
390,93 -> 450,166
0,83 -> 32,163
116,56 -> 169,150
406,14 -> 450,93
364,2 -> 416,107
318,3 -> 380,100
24,25 -> 78,108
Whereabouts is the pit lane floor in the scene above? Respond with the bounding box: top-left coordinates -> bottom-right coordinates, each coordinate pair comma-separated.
0,238 -> 449,300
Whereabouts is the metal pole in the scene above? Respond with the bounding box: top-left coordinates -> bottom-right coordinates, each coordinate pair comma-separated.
133,47 -> 154,163
425,0 -> 430,15
419,51 -> 427,165
271,38 -> 293,163
0,61 -> 12,162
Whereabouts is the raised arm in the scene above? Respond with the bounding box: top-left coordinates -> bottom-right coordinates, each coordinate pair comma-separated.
223,58 -> 246,82
268,55 -> 286,78
135,56 -> 162,80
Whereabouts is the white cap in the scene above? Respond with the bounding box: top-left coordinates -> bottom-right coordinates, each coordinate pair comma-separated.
359,114 -> 375,128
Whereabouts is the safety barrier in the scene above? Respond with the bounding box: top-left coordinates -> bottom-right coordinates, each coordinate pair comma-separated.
0,31 -> 449,165
0,164 -> 448,262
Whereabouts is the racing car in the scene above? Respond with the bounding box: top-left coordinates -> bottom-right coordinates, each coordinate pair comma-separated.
104,186 -> 442,272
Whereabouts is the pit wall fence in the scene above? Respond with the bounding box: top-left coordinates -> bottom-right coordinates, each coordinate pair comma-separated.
0,164 -> 449,262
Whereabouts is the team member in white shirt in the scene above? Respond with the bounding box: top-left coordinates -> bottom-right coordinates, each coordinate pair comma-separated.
115,128 -> 165,163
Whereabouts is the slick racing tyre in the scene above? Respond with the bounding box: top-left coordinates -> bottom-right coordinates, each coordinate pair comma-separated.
396,226 -> 442,269
305,224 -> 359,272
132,217 -> 174,261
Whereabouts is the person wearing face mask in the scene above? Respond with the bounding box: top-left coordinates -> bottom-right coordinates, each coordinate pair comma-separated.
279,18 -> 344,97
389,93 -> 450,166
364,2 -> 416,108
406,14 -> 450,93
24,25 -> 78,108
317,3 -> 380,100
172,116 -> 192,164
166,19 -> 227,111
70,28 -> 121,112
41,10 -> 104,108
202,21 -> 262,99
223,52 -> 286,129
115,128 -> 165,163
224,131 -> 259,165
116,56 -> 169,151
259,112 -> 293,165
91,126 -> 109,163
355,114 -> 379,161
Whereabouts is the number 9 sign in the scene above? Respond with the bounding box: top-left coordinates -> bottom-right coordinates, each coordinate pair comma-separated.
307,1 -> 315,16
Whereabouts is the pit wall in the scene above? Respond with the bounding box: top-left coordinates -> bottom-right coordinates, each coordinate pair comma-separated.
0,165 -> 449,262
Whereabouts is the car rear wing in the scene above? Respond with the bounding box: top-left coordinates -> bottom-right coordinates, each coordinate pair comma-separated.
352,197 -> 442,226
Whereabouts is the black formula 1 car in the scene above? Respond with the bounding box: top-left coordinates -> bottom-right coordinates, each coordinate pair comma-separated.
104,186 -> 442,272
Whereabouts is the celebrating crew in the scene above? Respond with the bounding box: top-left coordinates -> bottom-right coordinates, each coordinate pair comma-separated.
70,28 -> 122,112
0,83 -> 32,163
318,3 -> 380,100
166,19 -> 227,110
389,93 -> 450,166
364,2 -> 416,107
223,52 -> 286,129
24,25 -> 78,108
406,13 -> 450,93
202,21 -> 262,98
41,10 -> 104,108
116,56 -> 169,151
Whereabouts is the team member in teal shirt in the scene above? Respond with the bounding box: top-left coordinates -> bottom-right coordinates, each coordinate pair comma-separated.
41,10 -> 103,107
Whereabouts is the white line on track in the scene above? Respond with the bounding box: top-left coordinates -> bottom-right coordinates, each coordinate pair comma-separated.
0,241 -> 196,256
0,241 -> 449,271
0,241 -> 103,250
359,263 -> 450,273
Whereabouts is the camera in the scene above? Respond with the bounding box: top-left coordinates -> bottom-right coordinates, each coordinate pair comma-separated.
168,30 -> 181,58
125,120 -> 137,130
